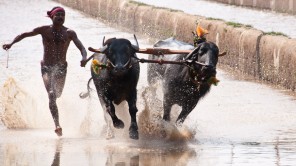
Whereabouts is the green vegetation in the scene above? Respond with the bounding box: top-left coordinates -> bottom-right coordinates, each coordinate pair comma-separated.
264,31 -> 288,37
155,7 -> 182,13
226,21 -> 253,28
129,0 -> 182,12
226,21 -> 243,28
206,17 -> 223,21
129,0 -> 149,6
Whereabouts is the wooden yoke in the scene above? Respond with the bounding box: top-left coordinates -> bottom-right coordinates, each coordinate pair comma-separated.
138,48 -> 226,56
138,48 -> 192,55
88,47 -> 192,55
86,47 -> 192,64
86,47 -> 226,64
88,47 -> 226,56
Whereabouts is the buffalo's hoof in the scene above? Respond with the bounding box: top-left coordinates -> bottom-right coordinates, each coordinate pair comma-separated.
55,127 -> 63,137
79,92 -> 89,99
175,120 -> 183,127
129,130 -> 139,140
163,116 -> 170,122
160,130 -> 167,138
106,130 -> 115,140
113,119 -> 124,129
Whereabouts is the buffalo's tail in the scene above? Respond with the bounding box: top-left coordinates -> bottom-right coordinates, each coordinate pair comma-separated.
79,77 -> 93,99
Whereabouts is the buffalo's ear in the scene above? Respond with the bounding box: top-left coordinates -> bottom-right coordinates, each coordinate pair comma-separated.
218,51 -> 227,57
131,44 -> 139,52
103,37 -> 116,46
100,36 -> 114,54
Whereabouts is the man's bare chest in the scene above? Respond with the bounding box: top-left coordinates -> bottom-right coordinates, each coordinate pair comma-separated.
43,29 -> 70,45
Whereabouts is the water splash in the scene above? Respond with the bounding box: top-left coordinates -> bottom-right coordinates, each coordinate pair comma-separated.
0,77 -> 37,129
138,82 -> 196,142
79,96 -> 104,137
81,79 -> 197,141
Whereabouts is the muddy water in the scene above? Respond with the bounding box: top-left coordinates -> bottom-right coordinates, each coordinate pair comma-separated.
1,0 -> 296,166
134,0 -> 296,39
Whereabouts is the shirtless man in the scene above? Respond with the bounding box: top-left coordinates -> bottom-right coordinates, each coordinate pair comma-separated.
2,6 -> 87,136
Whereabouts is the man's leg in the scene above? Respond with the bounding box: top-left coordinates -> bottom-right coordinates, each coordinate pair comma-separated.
55,63 -> 67,98
51,65 -> 67,136
55,73 -> 66,98
48,88 -> 62,136
41,67 -> 62,136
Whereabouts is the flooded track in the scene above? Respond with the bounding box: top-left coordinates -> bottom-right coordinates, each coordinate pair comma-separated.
1,0 -> 296,166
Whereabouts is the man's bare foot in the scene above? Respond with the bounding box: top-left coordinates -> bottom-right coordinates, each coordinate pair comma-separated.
55,127 -> 63,136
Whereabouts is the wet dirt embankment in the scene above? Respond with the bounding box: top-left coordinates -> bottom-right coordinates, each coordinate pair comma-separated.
54,0 -> 296,92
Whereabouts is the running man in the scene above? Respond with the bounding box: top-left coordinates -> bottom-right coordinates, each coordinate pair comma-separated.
2,6 -> 88,136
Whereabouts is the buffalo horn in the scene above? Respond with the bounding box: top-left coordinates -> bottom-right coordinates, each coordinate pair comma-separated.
185,45 -> 201,60
102,36 -> 106,46
131,34 -> 139,51
100,45 -> 108,53
219,51 -> 227,57
88,45 -> 108,53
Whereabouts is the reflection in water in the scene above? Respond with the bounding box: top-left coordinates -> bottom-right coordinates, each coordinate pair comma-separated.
230,144 -> 234,165
273,129 -> 296,166
1,129 -> 296,165
105,144 -> 196,166
275,137 -> 280,166
51,139 -> 62,166
130,155 -> 140,166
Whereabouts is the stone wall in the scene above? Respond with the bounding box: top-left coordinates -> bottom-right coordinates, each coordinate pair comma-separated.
54,0 -> 296,92
206,0 -> 296,15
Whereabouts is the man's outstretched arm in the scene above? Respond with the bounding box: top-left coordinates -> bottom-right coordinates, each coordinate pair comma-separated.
2,26 -> 43,50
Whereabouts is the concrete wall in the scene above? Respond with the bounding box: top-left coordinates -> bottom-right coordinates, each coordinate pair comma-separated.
206,0 -> 296,15
54,0 -> 296,92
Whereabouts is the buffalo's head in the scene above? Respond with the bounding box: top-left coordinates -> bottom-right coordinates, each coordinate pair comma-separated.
185,41 -> 220,86
99,35 -> 139,76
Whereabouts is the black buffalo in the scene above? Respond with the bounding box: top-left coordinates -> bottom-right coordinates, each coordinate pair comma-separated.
83,36 -> 140,139
147,37 -> 222,125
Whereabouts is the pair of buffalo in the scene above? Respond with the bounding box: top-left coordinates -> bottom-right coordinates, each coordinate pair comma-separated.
82,33 -> 223,140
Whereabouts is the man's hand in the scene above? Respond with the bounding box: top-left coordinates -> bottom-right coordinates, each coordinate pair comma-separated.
3,44 -> 12,50
80,58 -> 87,67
